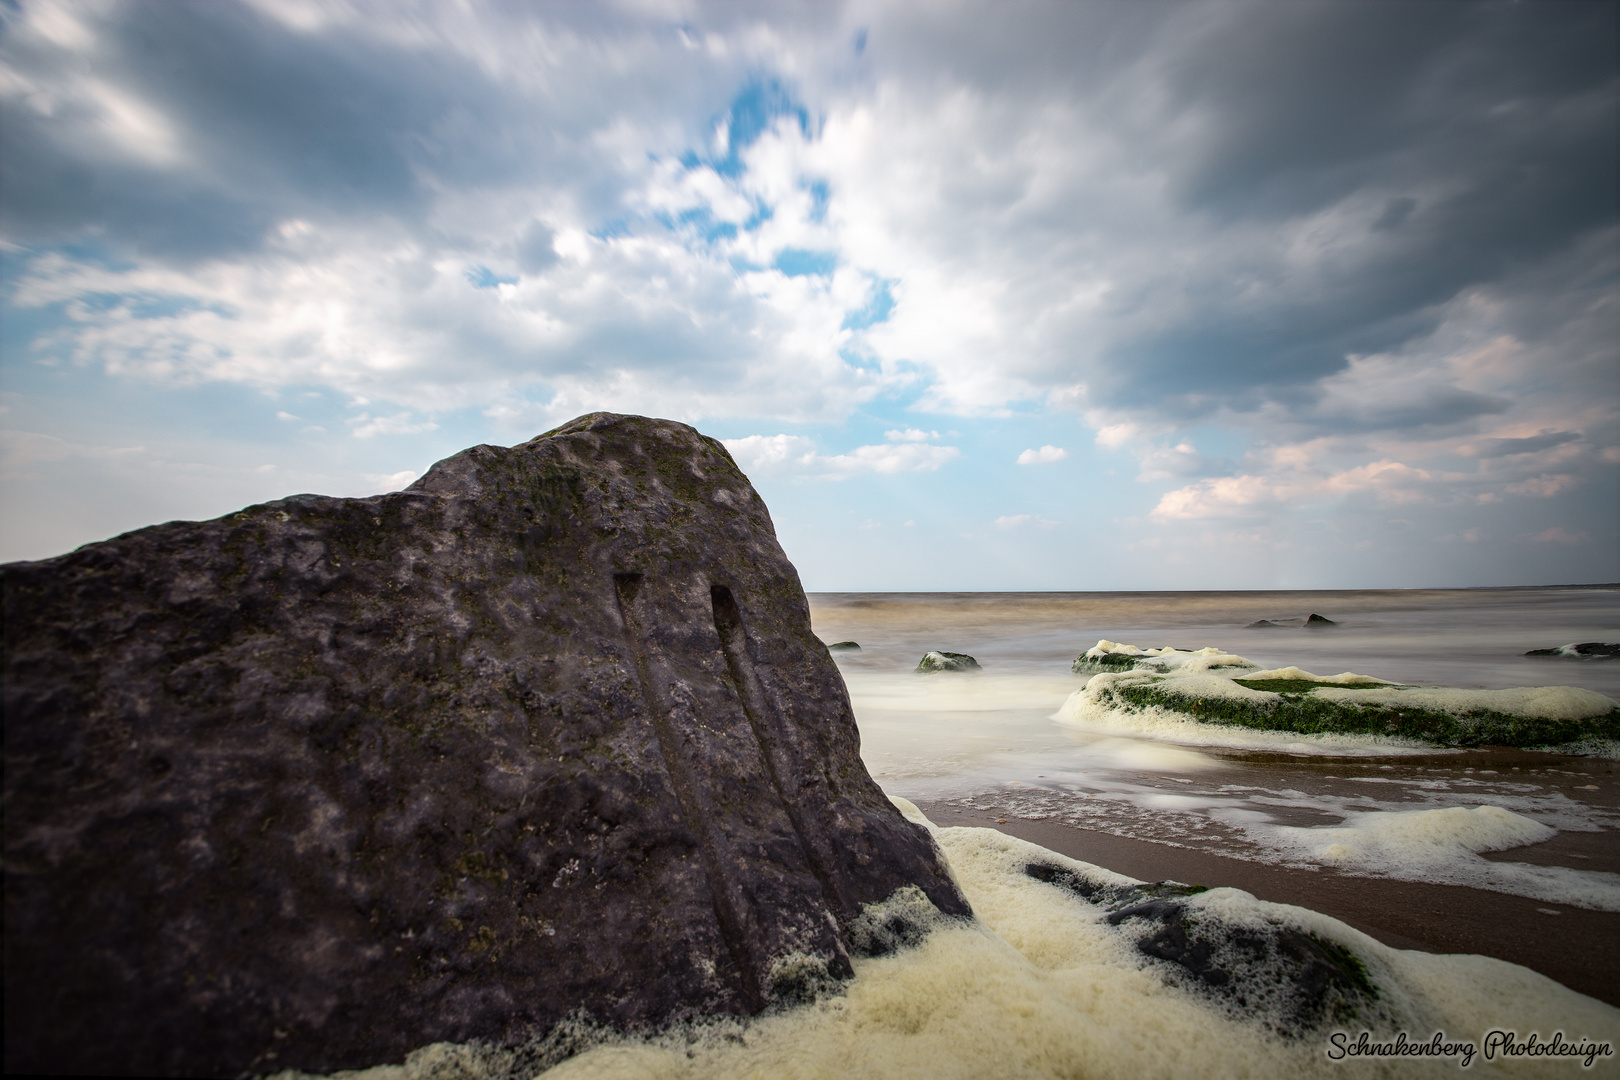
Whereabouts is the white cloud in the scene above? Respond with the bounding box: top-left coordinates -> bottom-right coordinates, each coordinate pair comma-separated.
1149,458 -> 1437,521
1505,475 -> 1577,498
1,2 -> 1615,584
364,469 -> 421,493
994,514 -> 1059,530
348,412 -> 439,439
724,432 -> 959,479
1532,527 -> 1590,545
1016,445 -> 1067,465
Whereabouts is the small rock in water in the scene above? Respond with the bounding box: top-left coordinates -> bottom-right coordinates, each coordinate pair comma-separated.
916,650 -> 981,673
1305,613 -> 1338,626
826,640 -> 861,651
1245,619 -> 1284,629
1525,642 -> 1620,659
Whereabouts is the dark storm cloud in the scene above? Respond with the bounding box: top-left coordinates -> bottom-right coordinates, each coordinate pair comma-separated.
1096,0 -> 1617,421
1471,431 -> 1583,458
1,2 -> 451,256
0,2 -> 789,260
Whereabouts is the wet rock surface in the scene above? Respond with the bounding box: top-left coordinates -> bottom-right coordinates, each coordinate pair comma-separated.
915,651 -> 980,673
3,413 -> 968,1078
1024,862 -> 1376,1035
1526,642 -> 1620,659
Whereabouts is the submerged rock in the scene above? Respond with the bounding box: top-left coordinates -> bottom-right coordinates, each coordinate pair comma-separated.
1243,615 -> 1338,629
2,413 -> 969,1078
916,650 -> 981,673
826,641 -> 861,651
1526,642 -> 1620,659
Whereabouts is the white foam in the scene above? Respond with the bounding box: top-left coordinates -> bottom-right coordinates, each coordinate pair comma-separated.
1262,805 -> 1620,912
1245,666 -> 1387,685
526,819 -> 1617,1079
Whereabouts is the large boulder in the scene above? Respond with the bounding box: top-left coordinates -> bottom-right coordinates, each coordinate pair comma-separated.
2,413 -> 969,1077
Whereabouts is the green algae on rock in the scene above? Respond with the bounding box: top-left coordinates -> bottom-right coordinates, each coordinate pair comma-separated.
1063,641 -> 1620,750
916,650 -> 981,673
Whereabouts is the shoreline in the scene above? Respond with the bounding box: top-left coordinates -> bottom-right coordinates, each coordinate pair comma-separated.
916,800 -> 1620,1009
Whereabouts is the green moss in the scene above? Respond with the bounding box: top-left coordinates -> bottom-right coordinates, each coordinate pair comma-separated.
1312,933 -> 1377,1001
1112,682 -> 1620,748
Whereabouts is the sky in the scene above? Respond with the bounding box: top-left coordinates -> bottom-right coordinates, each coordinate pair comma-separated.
1,0 -> 1616,590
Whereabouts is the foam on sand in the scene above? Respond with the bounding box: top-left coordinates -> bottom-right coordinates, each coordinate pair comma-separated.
1257,804 -> 1620,912
521,801 -> 1617,1079
303,801 -> 1616,1080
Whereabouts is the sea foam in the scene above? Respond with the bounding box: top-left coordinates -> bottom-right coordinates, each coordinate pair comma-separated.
522,803 -> 1618,1079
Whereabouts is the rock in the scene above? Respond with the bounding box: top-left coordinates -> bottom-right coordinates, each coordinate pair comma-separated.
826,641 -> 861,651
916,651 -> 980,673
1024,862 -> 1376,1035
1305,613 -> 1337,626
1526,642 -> 1620,659
1072,651 -> 1146,674
2,413 -> 969,1078
1245,619 -> 1283,629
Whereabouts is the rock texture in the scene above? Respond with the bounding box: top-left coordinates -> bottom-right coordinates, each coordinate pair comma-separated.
3,413 -> 969,1077
915,651 -> 980,673
1526,642 -> 1620,659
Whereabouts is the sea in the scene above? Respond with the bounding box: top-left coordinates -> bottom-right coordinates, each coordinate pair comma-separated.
325,587 -> 1620,1080
811,587 -> 1620,911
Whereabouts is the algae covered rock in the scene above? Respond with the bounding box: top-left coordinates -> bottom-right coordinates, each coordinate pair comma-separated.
1526,642 -> 1620,659
916,650 -> 980,673
2,413 -> 968,1077
1061,644 -> 1620,749
1024,861 -> 1378,1035
826,641 -> 861,652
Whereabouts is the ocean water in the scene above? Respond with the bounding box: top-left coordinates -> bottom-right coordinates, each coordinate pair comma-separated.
811,587 -> 1620,910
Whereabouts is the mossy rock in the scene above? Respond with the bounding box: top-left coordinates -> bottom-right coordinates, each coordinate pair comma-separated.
1113,683 -> 1620,748
916,650 -> 981,673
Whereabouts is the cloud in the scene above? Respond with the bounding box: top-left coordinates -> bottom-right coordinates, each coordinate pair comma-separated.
723,431 -> 959,480
0,1 -> 1615,582
1465,430 -> 1582,458
994,514 -> 1059,530
348,412 -> 438,439
364,469 -> 420,493
1531,526 -> 1590,545
1505,474 -> 1577,498
1016,445 -> 1067,465
1150,458 -> 1436,520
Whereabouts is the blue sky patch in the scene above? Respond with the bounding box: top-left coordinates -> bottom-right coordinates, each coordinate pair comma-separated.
465,265 -> 518,289
842,279 -> 896,329
712,79 -> 809,177
774,249 -> 837,277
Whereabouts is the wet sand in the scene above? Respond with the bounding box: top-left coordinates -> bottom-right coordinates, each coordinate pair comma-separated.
918,801 -> 1620,1008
